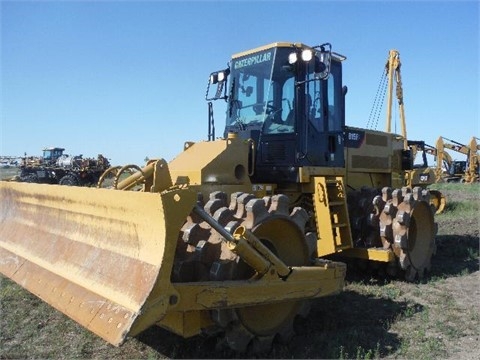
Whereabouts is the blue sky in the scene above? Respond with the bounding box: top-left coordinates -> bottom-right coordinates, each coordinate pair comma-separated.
1,0 -> 479,165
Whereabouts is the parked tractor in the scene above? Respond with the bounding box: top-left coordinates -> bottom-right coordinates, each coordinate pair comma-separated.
18,146 -> 110,186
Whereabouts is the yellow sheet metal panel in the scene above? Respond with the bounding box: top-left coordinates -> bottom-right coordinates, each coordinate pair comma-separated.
345,126 -> 407,189
157,310 -> 214,338
168,137 -> 251,186
169,140 -> 228,184
0,181 -> 196,345
344,127 -> 401,173
314,177 -> 337,257
298,166 -> 346,183
171,263 -> 346,312
340,247 -> 396,262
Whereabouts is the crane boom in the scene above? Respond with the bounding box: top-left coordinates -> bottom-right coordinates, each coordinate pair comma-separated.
385,49 -> 407,149
441,136 -> 471,155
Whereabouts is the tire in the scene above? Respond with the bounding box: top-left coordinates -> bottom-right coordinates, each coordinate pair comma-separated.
20,174 -> 39,183
59,174 -> 80,186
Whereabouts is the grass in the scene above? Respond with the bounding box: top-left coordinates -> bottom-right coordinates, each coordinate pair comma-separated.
429,181 -> 480,193
442,199 -> 479,218
0,167 -> 19,180
0,182 -> 479,359
431,183 -> 479,221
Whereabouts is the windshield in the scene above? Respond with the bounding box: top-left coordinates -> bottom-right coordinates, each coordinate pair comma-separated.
43,149 -> 63,161
43,150 -> 53,160
227,47 -> 296,134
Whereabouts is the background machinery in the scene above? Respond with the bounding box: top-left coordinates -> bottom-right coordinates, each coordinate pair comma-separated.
434,136 -> 479,183
382,49 -> 445,213
18,146 -> 110,186
0,42 -> 436,353
428,137 -> 465,183
424,141 -> 451,183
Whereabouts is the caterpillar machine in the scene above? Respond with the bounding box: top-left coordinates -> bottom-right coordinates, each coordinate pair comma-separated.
0,42 -> 437,353
426,137 -> 466,183
434,136 -> 479,183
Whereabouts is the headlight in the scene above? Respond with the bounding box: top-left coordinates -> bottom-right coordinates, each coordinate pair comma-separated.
288,52 -> 298,64
210,69 -> 229,84
301,49 -> 313,62
210,73 -> 218,84
289,49 -> 314,64
217,71 -> 226,82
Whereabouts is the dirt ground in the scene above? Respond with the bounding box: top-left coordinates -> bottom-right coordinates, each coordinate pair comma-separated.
424,186 -> 480,360
435,272 -> 480,359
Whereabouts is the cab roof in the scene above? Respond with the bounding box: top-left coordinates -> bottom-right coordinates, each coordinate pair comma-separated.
231,42 -> 309,59
231,42 -> 346,62
42,147 -> 65,151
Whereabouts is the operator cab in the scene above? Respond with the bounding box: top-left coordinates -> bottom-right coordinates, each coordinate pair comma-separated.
42,147 -> 65,163
207,42 -> 347,183
449,160 -> 467,176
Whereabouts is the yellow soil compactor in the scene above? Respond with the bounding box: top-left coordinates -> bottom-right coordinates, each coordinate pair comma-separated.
0,42 -> 437,353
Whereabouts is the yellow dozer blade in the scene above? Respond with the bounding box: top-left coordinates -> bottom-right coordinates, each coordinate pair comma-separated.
0,181 -> 195,345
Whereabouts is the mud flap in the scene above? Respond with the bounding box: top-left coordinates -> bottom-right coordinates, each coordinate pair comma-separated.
0,182 -> 195,345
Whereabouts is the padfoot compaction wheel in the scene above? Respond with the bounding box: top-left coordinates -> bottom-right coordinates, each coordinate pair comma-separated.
348,186 -> 437,281
173,191 -> 312,353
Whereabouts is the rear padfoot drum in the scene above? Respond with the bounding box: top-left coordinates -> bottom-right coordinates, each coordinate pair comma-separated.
348,186 -> 437,281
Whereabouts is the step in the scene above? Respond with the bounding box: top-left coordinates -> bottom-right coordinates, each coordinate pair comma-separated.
329,201 -> 344,206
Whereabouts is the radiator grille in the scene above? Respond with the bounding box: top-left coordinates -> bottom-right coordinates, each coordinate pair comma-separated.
264,142 -> 287,162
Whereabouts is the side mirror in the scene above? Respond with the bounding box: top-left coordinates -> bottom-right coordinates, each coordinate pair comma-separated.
314,50 -> 331,80
314,57 -> 326,74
